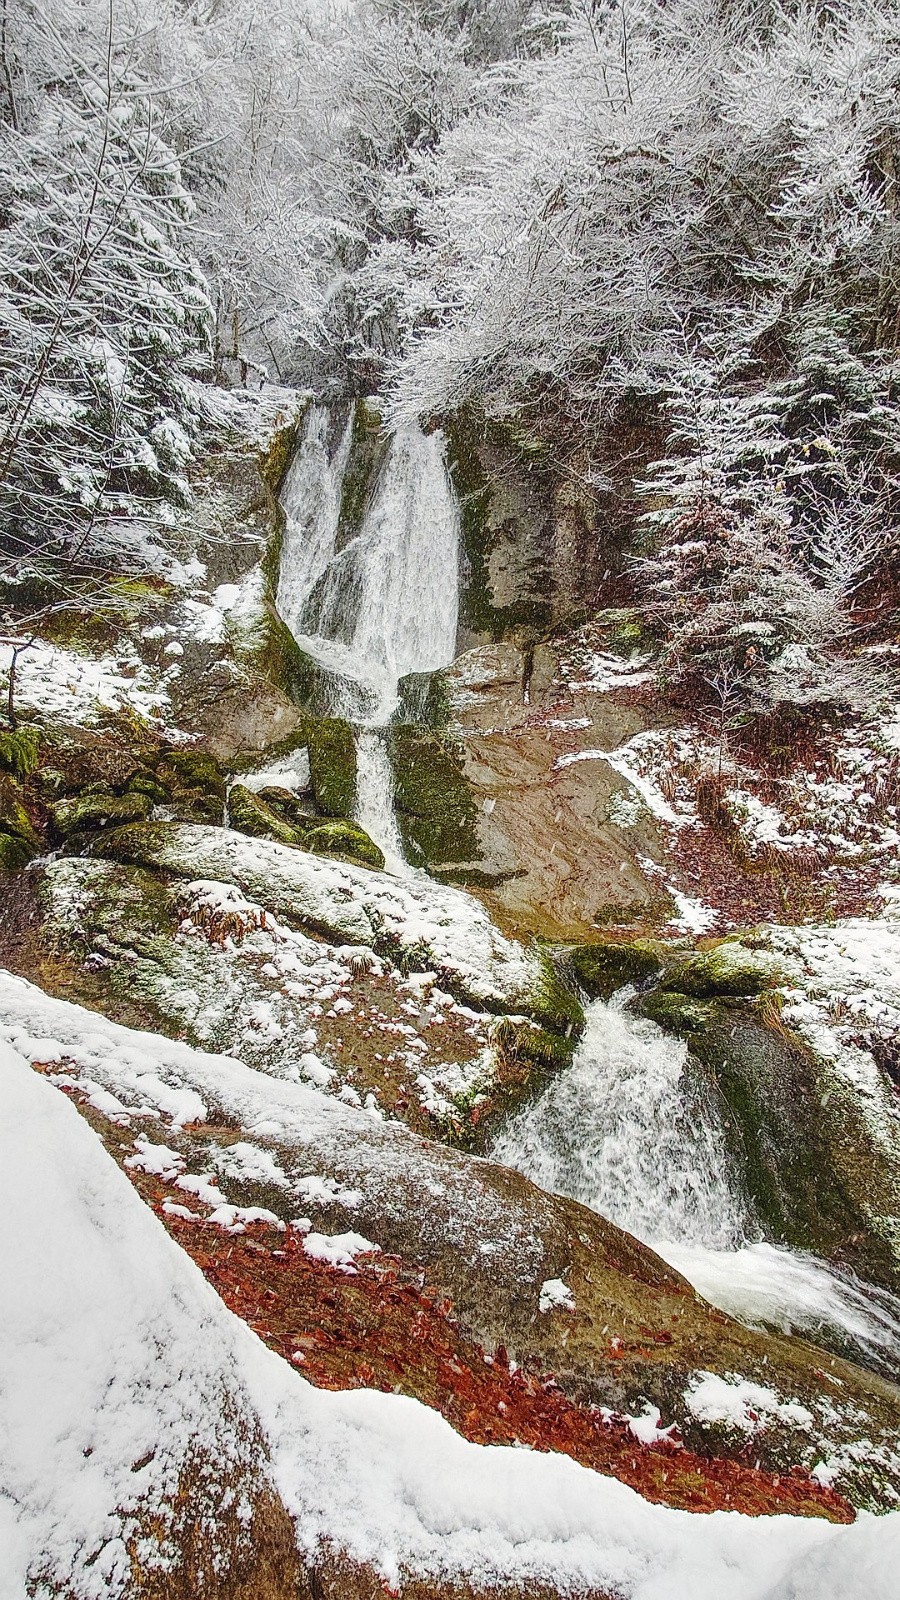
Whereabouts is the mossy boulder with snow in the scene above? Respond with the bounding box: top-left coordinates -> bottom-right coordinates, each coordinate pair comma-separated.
661,941 -> 784,998
569,939 -> 662,1000
227,783 -> 305,847
304,818 -> 385,872
90,821 -> 582,1031
51,789 -> 153,840
227,783 -> 384,870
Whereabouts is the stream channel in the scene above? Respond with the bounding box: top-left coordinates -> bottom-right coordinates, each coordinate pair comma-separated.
276,404 -> 900,1384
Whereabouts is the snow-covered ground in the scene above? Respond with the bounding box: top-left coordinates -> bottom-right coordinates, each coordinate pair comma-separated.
3,1025 -> 900,1600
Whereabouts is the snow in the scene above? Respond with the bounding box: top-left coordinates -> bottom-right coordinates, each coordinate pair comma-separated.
302,1230 -> 381,1272
686,1374 -> 814,1434
6,1033 -> 900,1600
235,746 -> 312,794
566,651 -> 655,694
539,1277 -> 575,1313
0,639 -> 173,728
554,736 -> 689,829
667,887 -> 720,934
295,1174 -> 363,1208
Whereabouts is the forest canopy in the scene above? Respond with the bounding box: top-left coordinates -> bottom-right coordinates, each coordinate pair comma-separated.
2,0 -> 899,709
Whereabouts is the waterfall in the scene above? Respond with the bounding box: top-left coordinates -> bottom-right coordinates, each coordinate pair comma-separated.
494,995 -> 900,1381
493,993 -> 749,1251
278,405 -> 459,727
277,403 -> 460,867
353,729 -> 408,876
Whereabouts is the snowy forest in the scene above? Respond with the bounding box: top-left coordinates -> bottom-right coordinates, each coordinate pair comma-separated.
3,2 -> 900,1597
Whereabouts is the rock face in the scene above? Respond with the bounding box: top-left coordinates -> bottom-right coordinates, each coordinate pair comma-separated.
437,643 -> 674,940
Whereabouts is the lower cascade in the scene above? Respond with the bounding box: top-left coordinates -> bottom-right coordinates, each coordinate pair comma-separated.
494,995 -> 900,1381
276,402 -> 460,868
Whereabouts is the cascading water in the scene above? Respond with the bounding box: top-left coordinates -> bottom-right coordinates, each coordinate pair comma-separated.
494,994 -> 900,1381
276,403 -> 460,868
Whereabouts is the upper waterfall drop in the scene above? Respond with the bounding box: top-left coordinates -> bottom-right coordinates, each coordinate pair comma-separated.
277,404 -> 460,727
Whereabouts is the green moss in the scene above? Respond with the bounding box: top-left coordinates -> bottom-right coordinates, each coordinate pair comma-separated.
0,726 -> 40,779
306,717 -> 357,818
661,942 -> 783,998
531,951 -> 585,1038
0,773 -> 39,841
636,990 -> 715,1034
0,831 -> 35,871
226,783 -> 305,847
51,790 -> 152,839
163,750 -> 226,801
569,939 -> 662,1000
126,772 -> 170,804
259,415 -> 304,496
389,726 -> 480,868
305,818 -> 385,871
255,607 -> 337,714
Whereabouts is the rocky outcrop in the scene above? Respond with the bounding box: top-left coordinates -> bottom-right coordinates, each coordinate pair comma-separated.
435,642 -> 675,939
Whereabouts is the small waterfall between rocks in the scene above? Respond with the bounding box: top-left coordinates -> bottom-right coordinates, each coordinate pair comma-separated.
494,995 -> 900,1380
276,402 -> 460,870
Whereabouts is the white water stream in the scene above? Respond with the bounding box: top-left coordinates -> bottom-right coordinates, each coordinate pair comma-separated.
494,995 -> 900,1380
276,403 -> 459,868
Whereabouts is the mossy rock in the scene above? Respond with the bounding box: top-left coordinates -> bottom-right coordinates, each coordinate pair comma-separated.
531,951 -> 585,1039
444,406 -> 554,639
389,726 -> 480,868
226,784 -> 305,848
0,831 -> 36,871
0,726 -> 40,780
635,990 -> 716,1035
260,414 -> 304,495
126,772 -> 171,805
493,1016 -> 575,1072
51,790 -> 153,839
337,400 -> 388,544
256,786 -> 317,825
306,717 -> 357,818
304,818 -> 385,872
687,1006 -> 900,1293
600,607 -> 649,655
163,749 -> 226,802
0,774 -> 40,850
660,942 -> 784,998
569,939 -> 662,1000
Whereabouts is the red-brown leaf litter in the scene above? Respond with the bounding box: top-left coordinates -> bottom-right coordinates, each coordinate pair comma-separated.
126,1164 -> 853,1526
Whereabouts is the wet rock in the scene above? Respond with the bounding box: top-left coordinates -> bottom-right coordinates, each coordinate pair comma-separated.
569,940 -> 663,1000
635,990 -> 716,1034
